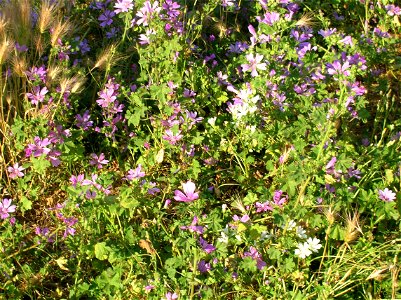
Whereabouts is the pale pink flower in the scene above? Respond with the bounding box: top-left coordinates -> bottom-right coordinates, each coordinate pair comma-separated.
135,1 -> 161,26
378,188 -> 396,202
0,198 -> 16,219
162,129 -> 183,145
174,181 -> 199,202
165,292 -> 178,300
114,0 -> 134,14
241,53 -> 267,77
7,163 -> 25,179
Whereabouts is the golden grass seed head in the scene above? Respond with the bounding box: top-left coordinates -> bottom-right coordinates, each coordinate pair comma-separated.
37,0 -> 58,34
11,54 -> 28,77
295,12 -> 317,28
50,18 -> 72,48
0,36 -> 14,65
344,211 -> 362,243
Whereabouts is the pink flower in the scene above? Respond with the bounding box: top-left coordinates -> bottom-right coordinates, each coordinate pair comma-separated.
144,285 -> 155,292
0,198 -> 16,219
255,201 -> 273,213
378,188 -> 396,202
243,246 -> 266,270
96,88 -> 116,108
7,163 -> 25,179
125,164 -> 145,180
174,181 -> 199,202
180,216 -> 204,234
165,292 -> 178,300
232,214 -> 250,223
162,129 -> 183,145
273,190 -> 288,207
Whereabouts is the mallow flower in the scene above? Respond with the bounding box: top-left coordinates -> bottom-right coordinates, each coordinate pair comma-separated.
174,181 -> 199,202
0,198 -> 16,219
378,188 -> 396,202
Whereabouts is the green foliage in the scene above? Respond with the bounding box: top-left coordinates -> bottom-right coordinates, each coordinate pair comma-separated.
1,0 -> 401,299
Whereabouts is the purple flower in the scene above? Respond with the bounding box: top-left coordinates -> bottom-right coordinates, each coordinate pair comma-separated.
25,65 -> 47,82
114,0 -> 134,14
125,165 -> 146,180
198,260 -> 211,273
340,35 -> 353,47
183,88 -> 196,99
70,174 -> 84,187
227,41 -> 248,54
25,136 -> 52,157
98,10 -> 115,27
326,60 -> 350,78
318,28 -> 337,38
79,39 -> 91,54
199,237 -> 216,253
134,0 -> 161,26
89,153 -> 109,169
256,11 -> 280,26
144,285 -> 155,292
0,198 -> 16,219
162,0 -> 181,19
35,227 -> 55,243
26,86 -> 48,105
138,29 -> 156,45
243,246 -> 266,270
174,181 -> 199,202
76,110 -> 93,130
346,167 -> 361,180
378,188 -> 396,202
64,227 -> 76,237
106,27 -> 118,38
147,182 -> 160,195
82,174 -> 102,190
385,4 -> 401,16
15,42 -> 28,52
7,163 -> 25,179
180,216 -> 204,234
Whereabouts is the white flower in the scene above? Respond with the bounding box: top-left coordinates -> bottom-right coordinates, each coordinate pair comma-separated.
296,226 -> 307,239
295,242 -> 312,259
307,237 -> 322,253
282,219 -> 297,231
218,231 -> 229,244
260,231 -> 272,240
208,117 -> 217,126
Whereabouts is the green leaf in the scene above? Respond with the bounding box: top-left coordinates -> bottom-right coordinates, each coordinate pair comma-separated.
94,242 -> 109,260
239,257 -> 257,272
284,257 -> 296,273
20,196 -> 32,213
267,247 -> 281,260
31,156 -> 51,175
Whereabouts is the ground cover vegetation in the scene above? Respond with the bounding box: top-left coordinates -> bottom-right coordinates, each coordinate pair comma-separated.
0,0 -> 401,298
